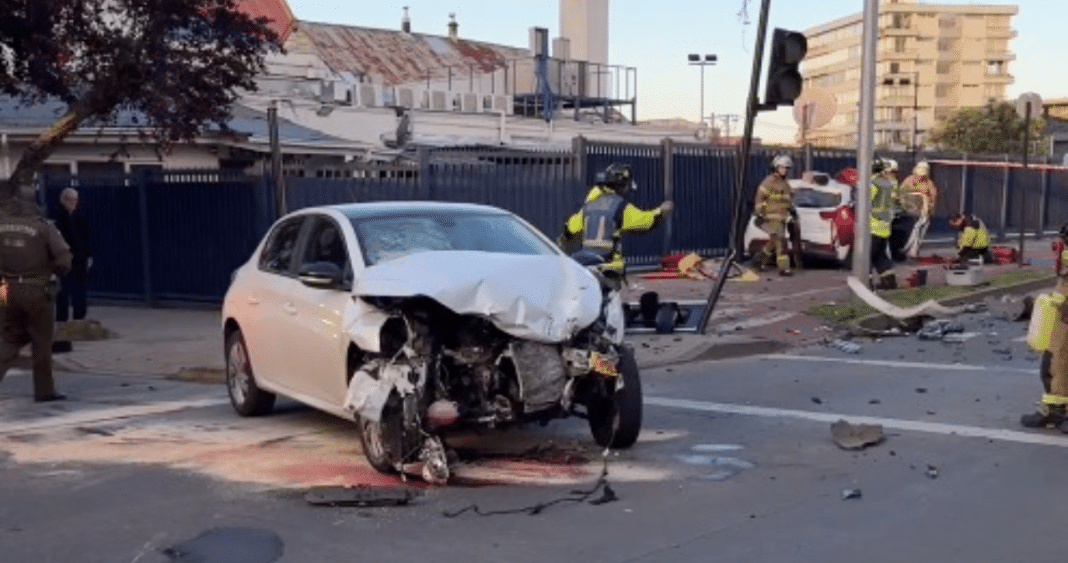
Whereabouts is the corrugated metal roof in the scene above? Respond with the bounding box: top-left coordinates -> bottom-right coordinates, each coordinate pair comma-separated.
288,22 -> 528,86
234,0 -> 296,44
0,96 -> 349,146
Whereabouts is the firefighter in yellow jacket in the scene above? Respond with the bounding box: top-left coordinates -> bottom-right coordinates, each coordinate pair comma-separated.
561,163 -> 673,277
1022,224 -> 1068,430
870,157 -> 897,289
948,213 -> 992,263
750,154 -> 797,276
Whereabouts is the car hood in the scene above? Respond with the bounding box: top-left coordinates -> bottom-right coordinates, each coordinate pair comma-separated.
354,251 -> 603,343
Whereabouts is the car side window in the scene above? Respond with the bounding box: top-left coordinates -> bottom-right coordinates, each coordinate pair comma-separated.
259,218 -> 305,274
300,217 -> 350,275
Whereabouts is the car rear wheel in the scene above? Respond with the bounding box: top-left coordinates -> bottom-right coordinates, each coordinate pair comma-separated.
588,346 -> 643,449
225,329 -> 276,417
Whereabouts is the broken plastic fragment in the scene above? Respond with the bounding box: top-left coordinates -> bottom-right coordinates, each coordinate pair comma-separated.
842,488 -> 862,500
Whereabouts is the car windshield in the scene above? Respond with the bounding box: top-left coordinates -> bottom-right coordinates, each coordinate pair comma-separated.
352,212 -> 557,266
793,188 -> 842,209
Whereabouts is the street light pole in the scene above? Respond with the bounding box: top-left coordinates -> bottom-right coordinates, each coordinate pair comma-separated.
688,54 -> 718,125
911,71 -> 919,157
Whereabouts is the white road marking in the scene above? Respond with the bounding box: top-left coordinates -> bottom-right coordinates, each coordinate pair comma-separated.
646,396 -> 1068,448
0,397 -> 229,435
761,353 -> 1035,374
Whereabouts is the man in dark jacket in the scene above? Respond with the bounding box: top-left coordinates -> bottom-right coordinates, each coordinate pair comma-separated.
54,188 -> 91,322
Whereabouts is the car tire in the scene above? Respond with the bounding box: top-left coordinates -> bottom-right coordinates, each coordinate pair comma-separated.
655,304 -> 676,334
355,364 -> 421,475
225,329 -> 276,417
358,400 -> 401,474
588,346 -> 643,449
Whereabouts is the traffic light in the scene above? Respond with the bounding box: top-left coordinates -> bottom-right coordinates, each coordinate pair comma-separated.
763,28 -> 808,107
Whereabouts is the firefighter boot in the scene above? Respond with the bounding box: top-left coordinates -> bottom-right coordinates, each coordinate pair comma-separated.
749,250 -> 770,272
1021,403 -> 1067,429
777,254 -> 792,277
875,272 -> 897,290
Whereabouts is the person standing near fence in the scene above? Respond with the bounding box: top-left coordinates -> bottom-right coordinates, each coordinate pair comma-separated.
0,196 -> 72,402
869,158 -> 897,290
749,155 -> 798,277
899,161 -> 938,259
560,163 -> 673,280
54,188 -> 92,323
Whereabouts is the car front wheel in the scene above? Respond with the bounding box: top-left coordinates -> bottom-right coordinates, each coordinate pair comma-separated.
225,329 -> 276,417
587,346 -> 643,449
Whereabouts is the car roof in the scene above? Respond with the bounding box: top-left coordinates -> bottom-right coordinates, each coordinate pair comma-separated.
319,201 -> 512,220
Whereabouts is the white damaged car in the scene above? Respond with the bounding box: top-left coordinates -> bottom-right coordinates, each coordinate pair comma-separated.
221,202 -> 641,484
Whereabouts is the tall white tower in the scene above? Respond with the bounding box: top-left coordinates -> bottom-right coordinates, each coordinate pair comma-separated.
560,0 -> 609,98
560,0 -> 609,65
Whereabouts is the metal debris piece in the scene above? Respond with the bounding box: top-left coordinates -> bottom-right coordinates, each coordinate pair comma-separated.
831,420 -> 885,450
829,339 -> 862,354
842,488 -> 862,500
304,486 -> 422,507
812,397 -> 823,405
926,465 -> 939,479
917,319 -> 965,341
986,295 -> 1033,322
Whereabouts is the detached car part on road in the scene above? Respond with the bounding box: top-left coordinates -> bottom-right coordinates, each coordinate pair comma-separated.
222,202 -> 642,484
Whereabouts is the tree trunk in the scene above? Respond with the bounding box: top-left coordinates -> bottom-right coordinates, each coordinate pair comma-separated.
1,99 -> 94,202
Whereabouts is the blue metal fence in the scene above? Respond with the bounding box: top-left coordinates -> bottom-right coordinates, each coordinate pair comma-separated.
36,143 -> 1061,306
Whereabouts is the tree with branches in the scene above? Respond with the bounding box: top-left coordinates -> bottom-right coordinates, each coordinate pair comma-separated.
0,0 -> 281,201
929,101 -> 1048,156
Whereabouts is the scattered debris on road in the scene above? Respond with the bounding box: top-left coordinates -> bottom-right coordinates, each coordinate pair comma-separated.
917,320 -> 965,341
842,488 -> 863,500
829,339 -> 862,354
926,464 -> 939,479
830,420 -> 885,450
987,294 -> 1034,322
304,486 -> 423,507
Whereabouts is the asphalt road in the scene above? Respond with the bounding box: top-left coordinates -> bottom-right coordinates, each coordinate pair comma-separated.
2,309 -> 1067,563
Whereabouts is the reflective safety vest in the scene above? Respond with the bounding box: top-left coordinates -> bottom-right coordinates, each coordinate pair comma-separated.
958,215 -> 990,250
581,191 -> 626,260
870,177 -> 894,238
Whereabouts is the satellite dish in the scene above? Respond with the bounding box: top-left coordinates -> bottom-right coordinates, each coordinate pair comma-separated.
793,88 -> 837,130
1016,92 -> 1043,120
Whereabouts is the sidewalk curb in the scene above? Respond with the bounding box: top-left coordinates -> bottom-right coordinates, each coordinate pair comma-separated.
848,273 -> 1057,336
635,337 -> 791,369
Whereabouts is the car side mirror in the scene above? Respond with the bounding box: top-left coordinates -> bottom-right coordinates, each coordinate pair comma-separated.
297,261 -> 344,290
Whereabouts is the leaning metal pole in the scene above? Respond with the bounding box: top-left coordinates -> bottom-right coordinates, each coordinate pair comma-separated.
697,0 -> 771,335
851,0 -> 879,282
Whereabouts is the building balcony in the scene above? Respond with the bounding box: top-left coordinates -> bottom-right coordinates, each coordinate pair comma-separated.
986,73 -> 1015,83
985,49 -> 1016,61
881,27 -> 915,36
882,49 -> 919,60
987,27 -> 1018,39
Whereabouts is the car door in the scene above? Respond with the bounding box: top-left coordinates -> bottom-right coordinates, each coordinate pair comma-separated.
247,215 -> 312,390
281,214 -> 355,406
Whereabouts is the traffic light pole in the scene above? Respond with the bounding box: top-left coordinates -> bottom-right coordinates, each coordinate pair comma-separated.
697,0 -> 772,335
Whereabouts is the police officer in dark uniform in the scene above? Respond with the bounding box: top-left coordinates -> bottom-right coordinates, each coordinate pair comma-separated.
560,163 -> 673,282
0,196 -> 72,401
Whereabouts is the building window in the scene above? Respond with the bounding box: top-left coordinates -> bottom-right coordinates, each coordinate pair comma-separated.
937,39 -> 957,52
937,61 -> 953,73
987,60 -> 1004,75
890,62 -> 900,74
894,37 -> 907,52
936,84 -> 953,98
